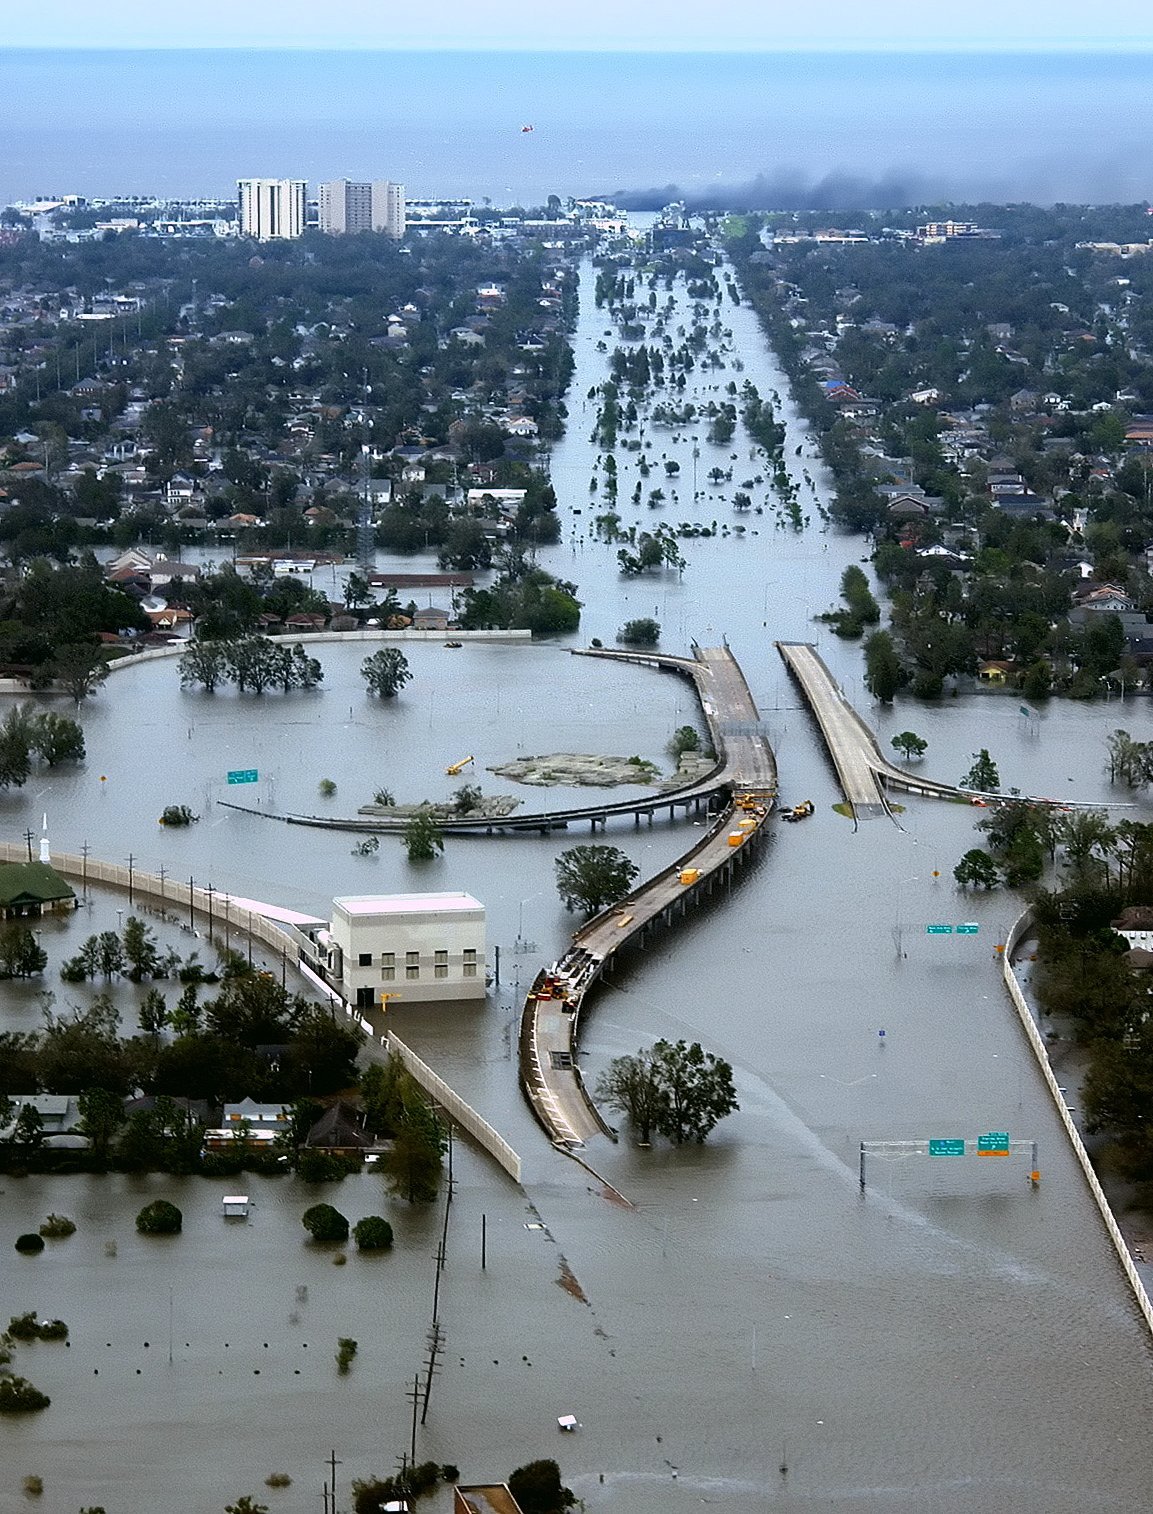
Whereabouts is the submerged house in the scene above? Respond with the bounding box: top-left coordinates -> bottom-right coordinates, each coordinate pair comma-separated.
0,861 -> 76,920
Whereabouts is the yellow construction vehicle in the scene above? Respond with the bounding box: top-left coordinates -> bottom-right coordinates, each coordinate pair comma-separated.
445,755 -> 475,776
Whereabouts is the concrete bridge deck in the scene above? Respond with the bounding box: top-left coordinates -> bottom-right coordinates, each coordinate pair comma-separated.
519,644 -> 778,1147
776,641 -> 969,822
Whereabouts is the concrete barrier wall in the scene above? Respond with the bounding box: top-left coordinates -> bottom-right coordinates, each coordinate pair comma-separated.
1003,910 -> 1153,1337
384,1030 -> 522,1184
3,841 -> 524,1183
0,843 -> 304,968
98,626 -> 530,676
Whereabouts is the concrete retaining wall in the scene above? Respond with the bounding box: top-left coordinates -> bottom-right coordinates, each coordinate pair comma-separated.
3,842 -> 524,1183
1003,910 -> 1153,1337
0,843 -> 302,970
384,1030 -> 522,1184
0,629 -> 532,695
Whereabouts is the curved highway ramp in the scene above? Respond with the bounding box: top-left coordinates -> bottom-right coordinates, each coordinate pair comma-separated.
776,641 -> 970,823
519,644 -> 778,1147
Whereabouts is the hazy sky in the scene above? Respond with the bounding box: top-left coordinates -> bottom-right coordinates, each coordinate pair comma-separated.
6,0 -> 1153,50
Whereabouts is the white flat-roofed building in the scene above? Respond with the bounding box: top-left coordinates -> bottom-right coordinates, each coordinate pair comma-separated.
237,178 -> 307,241
329,891 -> 485,1009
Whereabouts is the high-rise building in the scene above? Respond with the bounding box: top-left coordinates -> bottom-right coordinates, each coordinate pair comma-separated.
316,179 -> 406,238
371,181 -> 406,239
236,179 -> 307,241
317,179 -> 373,235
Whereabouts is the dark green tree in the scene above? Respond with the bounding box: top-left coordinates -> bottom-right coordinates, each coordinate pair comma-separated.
179,641 -> 228,693
52,642 -> 109,701
555,844 -> 639,916
380,1104 -> 446,1204
890,731 -> 928,761
361,647 -> 412,698
864,630 -> 905,704
650,1038 -> 739,1145
954,849 -> 1001,889
507,1459 -> 576,1514
403,811 -> 444,863
0,924 -> 47,979
961,749 -> 1000,793
352,1215 -> 394,1251
301,1203 -> 349,1243
122,916 -> 161,981
618,617 -> 660,646
77,1087 -> 125,1160
29,710 -> 85,764
594,1047 -> 666,1144
135,1199 -> 182,1235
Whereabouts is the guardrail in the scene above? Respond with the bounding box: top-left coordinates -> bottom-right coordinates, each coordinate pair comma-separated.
1002,909 -> 1153,1338
384,1030 -> 522,1184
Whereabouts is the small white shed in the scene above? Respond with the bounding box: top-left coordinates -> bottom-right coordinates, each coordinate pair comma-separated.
222,1195 -> 250,1219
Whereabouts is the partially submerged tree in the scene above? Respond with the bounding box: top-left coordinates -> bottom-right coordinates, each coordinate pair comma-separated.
361,647 -> 412,699
555,844 -> 639,916
507,1459 -> 576,1514
890,731 -> 928,761
403,811 -> 444,862
954,849 -> 1000,889
596,1038 -> 738,1145
301,1203 -> 349,1244
961,749 -> 1001,793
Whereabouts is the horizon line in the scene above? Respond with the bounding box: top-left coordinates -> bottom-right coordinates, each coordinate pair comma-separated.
3,42 -> 1153,55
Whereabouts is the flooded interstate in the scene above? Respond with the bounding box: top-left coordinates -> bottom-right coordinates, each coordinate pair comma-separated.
3,250 -> 1153,1513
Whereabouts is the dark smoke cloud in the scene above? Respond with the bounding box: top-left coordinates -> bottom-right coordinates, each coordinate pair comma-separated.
601,168 -> 937,213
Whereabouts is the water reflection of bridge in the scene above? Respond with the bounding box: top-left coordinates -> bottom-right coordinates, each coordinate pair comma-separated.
519,645 -> 778,1147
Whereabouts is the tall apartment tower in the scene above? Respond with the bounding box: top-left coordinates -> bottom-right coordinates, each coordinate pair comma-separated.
236,179 -> 307,241
317,179 -> 373,234
316,180 -> 406,238
371,181 -> 406,239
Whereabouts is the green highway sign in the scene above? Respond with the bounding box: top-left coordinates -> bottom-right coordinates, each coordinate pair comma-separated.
977,1131 -> 1010,1156
929,1138 -> 966,1157
926,924 -> 953,935
227,769 -> 259,785
955,922 -> 980,935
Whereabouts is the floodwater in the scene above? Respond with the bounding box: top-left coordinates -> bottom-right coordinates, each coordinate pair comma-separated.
4,255 -> 1153,1513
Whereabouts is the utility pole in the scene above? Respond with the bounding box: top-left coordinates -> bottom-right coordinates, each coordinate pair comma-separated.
81,840 -> 90,896
420,1320 -> 444,1425
126,852 -> 135,906
327,1449 -> 341,1512
407,1373 -> 421,1463
23,828 -> 33,862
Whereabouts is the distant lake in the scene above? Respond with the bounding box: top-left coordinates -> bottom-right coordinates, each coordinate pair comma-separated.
2,48 -> 1153,209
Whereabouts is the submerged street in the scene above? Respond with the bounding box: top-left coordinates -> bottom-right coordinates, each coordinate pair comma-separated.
4,248 -> 1153,1513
